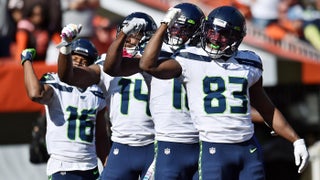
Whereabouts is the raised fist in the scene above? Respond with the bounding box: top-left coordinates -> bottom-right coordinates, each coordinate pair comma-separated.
21,48 -> 36,65
59,24 -> 82,46
122,18 -> 146,35
161,7 -> 181,27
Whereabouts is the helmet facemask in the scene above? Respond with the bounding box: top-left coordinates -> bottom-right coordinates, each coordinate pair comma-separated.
123,32 -> 143,57
118,12 -> 157,57
201,18 -> 243,59
200,5 -> 246,60
71,39 -> 98,65
164,16 -> 198,50
123,30 -> 155,57
138,30 -> 155,51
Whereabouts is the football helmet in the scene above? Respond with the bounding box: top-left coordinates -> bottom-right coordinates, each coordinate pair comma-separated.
118,12 -> 157,56
201,6 -> 246,59
164,3 -> 204,50
71,38 -> 98,65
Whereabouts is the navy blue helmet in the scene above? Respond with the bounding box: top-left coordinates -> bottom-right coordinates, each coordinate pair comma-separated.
117,12 -> 157,56
164,3 -> 205,49
201,6 -> 246,59
71,38 -> 98,65
118,12 -> 157,45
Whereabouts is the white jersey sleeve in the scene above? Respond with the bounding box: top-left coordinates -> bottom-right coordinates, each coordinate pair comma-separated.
95,58 -> 113,98
174,47 -> 263,143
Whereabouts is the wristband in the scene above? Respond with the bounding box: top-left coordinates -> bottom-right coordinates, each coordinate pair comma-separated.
293,139 -> 305,146
21,59 -> 30,66
60,45 -> 71,55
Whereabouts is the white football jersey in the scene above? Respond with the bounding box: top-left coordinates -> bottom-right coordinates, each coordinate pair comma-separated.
95,57 -> 113,100
95,58 -> 154,146
41,73 -> 106,175
174,46 -> 263,143
150,43 -> 198,143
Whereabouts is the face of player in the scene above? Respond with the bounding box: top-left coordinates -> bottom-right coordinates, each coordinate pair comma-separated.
124,32 -> 143,48
167,23 -> 190,46
204,27 -> 230,52
72,55 -> 89,67
123,32 -> 144,57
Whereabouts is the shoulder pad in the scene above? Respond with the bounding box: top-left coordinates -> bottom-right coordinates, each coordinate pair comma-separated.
90,90 -> 105,100
95,53 -> 106,65
95,59 -> 104,66
40,73 -> 57,83
174,46 -> 211,62
234,50 -> 263,70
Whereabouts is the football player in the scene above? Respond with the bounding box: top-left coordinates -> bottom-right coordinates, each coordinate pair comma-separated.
140,6 -> 309,180
57,12 -> 157,179
21,39 -> 108,179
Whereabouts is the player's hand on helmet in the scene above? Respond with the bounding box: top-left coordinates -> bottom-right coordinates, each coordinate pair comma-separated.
122,17 -> 146,35
293,139 -> 309,173
60,23 -> 82,45
161,7 -> 181,27
21,48 -> 36,65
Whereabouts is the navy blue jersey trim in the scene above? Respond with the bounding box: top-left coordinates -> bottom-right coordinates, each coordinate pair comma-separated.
50,83 -> 73,92
175,51 -> 211,62
159,50 -> 173,60
235,58 -> 263,70
40,73 -> 55,82
90,90 -> 105,100
95,59 -> 104,66
40,73 -> 74,92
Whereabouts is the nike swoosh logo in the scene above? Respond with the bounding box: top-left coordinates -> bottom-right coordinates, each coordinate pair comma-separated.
93,170 -> 99,175
250,148 -> 257,153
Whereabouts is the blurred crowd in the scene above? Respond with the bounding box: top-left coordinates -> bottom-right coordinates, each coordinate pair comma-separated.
1,0 -> 320,64
0,0 -> 118,64
234,0 -> 320,51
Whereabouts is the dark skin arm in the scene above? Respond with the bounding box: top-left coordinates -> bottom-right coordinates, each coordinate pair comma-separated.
250,77 -> 300,143
95,108 -> 109,165
251,106 -> 265,123
22,61 -> 53,104
103,31 -> 141,76
251,106 -> 277,135
103,113 -> 112,166
57,52 -> 100,89
139,23 -> 182,79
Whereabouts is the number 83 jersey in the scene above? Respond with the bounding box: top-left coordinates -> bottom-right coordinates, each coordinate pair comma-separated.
40,73 -> 106,164
175,46 -> 263,143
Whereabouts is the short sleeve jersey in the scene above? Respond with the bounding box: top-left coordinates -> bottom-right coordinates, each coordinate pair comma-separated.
95,59 -> 154,146
174,46 -> 263,143
41,73 -> 106,175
